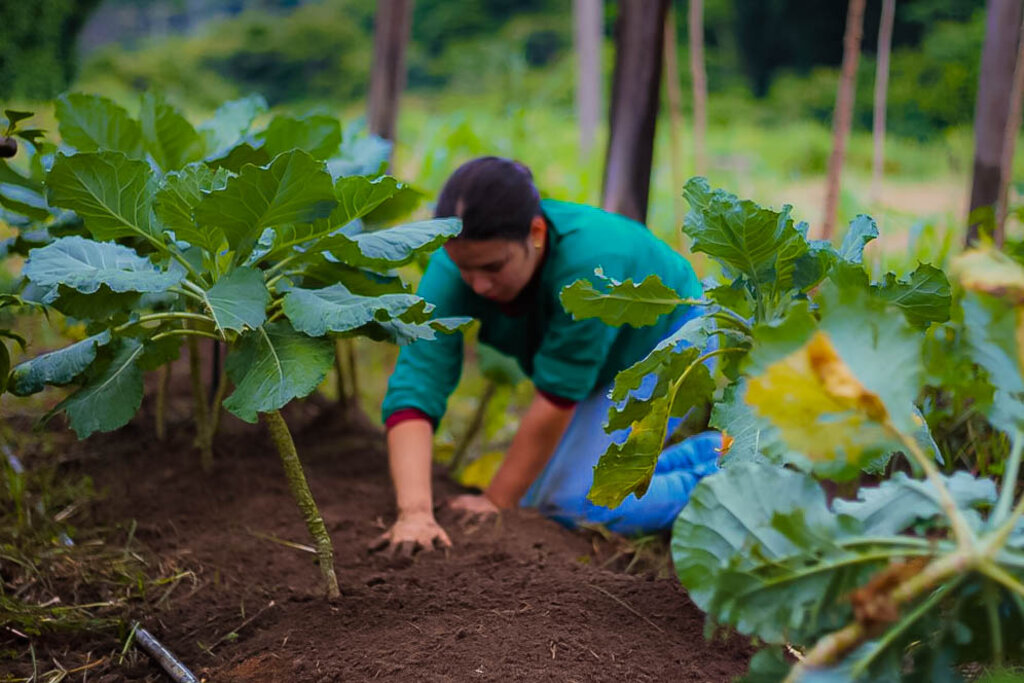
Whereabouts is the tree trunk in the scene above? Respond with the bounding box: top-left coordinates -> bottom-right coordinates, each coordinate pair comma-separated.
263,410 -> 341,599
367,0 -> 413,148
967,0 -> 1024,245
870,0 -> 896,204
663,3 -> 686,239
996,13 -> 1024,242
574,0 -> 603,159
688,0 -> 708,176
821,0 -> 867,241
602,0 -> 670,223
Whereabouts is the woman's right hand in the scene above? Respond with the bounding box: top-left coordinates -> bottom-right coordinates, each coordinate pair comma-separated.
369,511 -> 452,557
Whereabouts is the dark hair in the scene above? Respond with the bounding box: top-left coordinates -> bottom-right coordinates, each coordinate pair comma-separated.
435,157 -> 540,241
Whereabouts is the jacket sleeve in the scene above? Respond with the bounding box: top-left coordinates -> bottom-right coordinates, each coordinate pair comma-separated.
381,252 -> 468,426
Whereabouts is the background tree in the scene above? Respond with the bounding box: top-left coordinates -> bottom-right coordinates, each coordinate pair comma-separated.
368,0 -> 414,148
602,0 -> 670,223
574,0 -> 603,159
663,2 -> 686,233
870,0 -> 896,204
688,0 -> 708,177
821,0 -> 866,240
966,0 -> 1023,245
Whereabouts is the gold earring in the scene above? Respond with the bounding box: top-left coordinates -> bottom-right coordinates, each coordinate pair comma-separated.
534,241 -> 542,249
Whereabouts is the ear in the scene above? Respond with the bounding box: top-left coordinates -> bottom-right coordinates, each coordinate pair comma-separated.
529,215 -> 547,248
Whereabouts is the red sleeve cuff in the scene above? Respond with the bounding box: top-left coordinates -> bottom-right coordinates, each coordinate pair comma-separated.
385,408 -> 435,430
537,389 -> 577,409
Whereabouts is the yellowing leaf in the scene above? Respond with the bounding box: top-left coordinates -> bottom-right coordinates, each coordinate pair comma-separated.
454,450 -> 505,490
954,248 -> 1024,305
745,331 -> 892,465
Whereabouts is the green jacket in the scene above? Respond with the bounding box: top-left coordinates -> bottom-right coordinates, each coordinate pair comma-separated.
381,199 -> 702,424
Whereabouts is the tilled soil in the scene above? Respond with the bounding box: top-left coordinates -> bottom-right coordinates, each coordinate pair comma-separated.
7,377 -> 752,682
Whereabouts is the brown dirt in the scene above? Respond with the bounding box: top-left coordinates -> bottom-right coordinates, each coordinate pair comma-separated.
5,366 -> 753,682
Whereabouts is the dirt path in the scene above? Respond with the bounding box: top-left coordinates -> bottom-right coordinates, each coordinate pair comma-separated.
9,382 -> 752,682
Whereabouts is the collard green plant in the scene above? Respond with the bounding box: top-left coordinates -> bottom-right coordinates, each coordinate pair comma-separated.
560,177 -> 952,507
9,92 -> 465,598
562,178 -> 1024,679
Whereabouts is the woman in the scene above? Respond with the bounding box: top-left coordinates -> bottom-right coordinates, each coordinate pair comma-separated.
373,157 -> 720,554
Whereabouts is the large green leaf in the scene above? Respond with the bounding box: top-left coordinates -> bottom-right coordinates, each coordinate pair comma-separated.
23,237 -> 185,295
202,267 -> 269,334
711,381 -> 783,465
47,284 -> 140,322
293,255 -> 410,294
350,299 -> 471,345
206,142 -> 271,173
560,271 -> 698,327
874,264 -> 951,329
833,471 -> 997,535
46,152 -> 160,242
671,462 -> 891,644
258,114 -> 342,159
316,218 -> 462,269
837,215 -> 879,264
194,149 -> 337,261
9,331 -> 112,396
961,293 -> 1024,434
259,176 -> 405,260
198,94 -> 267,157
153,163 -> 231,252
223,321 -> 334,423
682,177 -> 808,300
0,160 -> 42,193
139,92 -> 206,171
742,285 -> 921,478
282,284 -> 422,336
54,93 -> 143,158
57,338 -> 145,438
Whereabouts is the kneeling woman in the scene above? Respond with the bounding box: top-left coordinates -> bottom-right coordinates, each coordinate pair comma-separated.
375,157 -> 720,553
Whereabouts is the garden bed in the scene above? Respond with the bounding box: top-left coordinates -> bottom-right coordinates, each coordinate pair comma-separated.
4,364 -> 752,682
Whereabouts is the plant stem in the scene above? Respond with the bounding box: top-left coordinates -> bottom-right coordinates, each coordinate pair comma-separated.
155,364 -> 170,441
262,410 -> 340,599
265,253 -> 300,280
450,380 -> 498,472
984,581 -> 1005,666
787,549 -> 971,681
978,559 -> 1024,600
114,311 -> 215,334
994,428 -> 1023,524
169,286 -> 206,305
333,339 -> 350,408
207,362 -> 229,448
887,420 -> 976,552
188,337 -> 212,473
345,338 -> 359,402
151,329 -> 222,343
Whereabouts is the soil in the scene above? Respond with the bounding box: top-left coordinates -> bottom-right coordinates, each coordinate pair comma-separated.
4,363 -> 753,682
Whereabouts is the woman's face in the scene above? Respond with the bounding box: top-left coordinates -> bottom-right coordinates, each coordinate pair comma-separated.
445,238 -> 540,303
444,216 -> 547,303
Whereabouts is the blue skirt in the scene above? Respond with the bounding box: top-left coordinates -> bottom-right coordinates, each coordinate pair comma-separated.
520,312 -> 721,535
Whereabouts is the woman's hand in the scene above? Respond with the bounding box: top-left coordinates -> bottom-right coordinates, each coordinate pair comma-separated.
447,493 -> 501,524
369,511 -> 452,557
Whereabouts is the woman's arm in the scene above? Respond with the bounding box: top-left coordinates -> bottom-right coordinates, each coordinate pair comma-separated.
370,418 -> 452,554
484,391 -> 575,508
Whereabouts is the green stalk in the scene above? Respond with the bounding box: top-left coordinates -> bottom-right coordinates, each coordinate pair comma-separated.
262,410 -> 340,599
155,364 -> 170,442
114,311 -> 215,334
187,337 -> 212,472
450,380 -> 498,472
206,363 -> 229,449
151,329 -> 222,343
333,339 -> 350,408
887,420 -> 977,552
984,581 -> 1005,666
993,429 -> 1023,524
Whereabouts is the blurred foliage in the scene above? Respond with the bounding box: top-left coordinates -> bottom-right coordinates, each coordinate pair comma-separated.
0,0 -> 102,99
61,0 -> 991,140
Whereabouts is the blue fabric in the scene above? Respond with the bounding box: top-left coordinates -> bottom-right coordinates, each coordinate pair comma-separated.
520,310 -> 721,535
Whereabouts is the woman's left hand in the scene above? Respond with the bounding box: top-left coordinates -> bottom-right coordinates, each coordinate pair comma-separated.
446,493 -> 500,525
